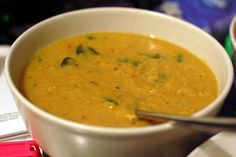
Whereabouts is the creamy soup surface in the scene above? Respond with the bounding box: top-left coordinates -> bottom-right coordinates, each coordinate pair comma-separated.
20,32 -> 218,127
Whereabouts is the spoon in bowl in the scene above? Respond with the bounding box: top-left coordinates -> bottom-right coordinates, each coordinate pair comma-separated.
135,109 -> 236,134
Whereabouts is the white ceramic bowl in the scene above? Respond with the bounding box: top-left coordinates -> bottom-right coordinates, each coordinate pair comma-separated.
5,7 -> 233,157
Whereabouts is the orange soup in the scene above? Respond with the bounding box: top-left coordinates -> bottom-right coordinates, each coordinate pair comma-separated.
20,32 -> 218,127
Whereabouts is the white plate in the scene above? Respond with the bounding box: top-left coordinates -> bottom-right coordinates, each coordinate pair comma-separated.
188,131 -> 236,157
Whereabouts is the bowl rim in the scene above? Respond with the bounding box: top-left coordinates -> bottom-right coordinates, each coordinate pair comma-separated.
5,7 -> 234,137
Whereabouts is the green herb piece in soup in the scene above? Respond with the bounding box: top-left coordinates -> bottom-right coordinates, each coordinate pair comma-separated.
60,57 -> 76,67
119,58 -> 129,63
130,60 -> 140,67
76,44 -> 85,55
88,47 -> 100,55
118,58 -> 140,67
104,97 -> 119,105
176,54 -> 184,62
157,73 -> 169,85
140,52 -> 161,59
87,35 -> 96,40
151,53 -> 161,59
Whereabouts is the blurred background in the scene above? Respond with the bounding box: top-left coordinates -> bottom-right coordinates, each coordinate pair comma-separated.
0,0 -> 236,116
0,0 -> 236,45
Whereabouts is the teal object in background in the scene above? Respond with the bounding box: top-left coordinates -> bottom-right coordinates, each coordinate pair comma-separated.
224,34 -> 234,60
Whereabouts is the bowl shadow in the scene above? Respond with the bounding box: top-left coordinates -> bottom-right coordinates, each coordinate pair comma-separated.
0,56 -> 5,75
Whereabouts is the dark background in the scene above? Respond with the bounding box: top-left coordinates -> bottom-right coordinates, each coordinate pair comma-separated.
0,0 -> 164,44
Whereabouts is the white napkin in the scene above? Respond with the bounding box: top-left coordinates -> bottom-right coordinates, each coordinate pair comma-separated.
0,45 -> 28,140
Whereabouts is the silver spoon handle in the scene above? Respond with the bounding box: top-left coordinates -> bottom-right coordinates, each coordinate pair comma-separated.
136,109 -> 236,133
